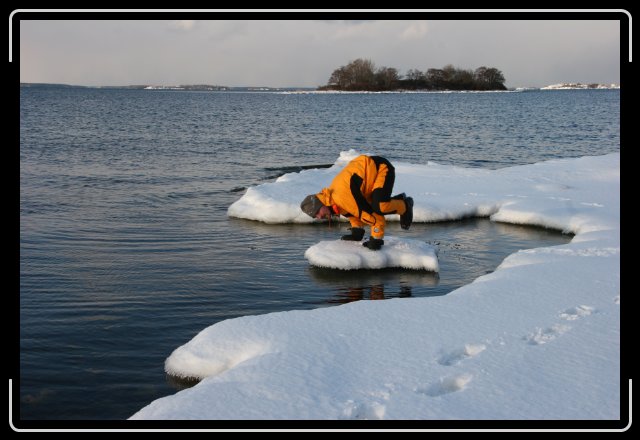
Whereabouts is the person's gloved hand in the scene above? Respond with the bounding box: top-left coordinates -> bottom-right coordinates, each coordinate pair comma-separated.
341,227 -> 365,241
362,238 -> 384,250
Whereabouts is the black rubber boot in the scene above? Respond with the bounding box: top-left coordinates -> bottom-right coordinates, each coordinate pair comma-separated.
400,197 -> 414,230
341,227 -> 365,241
362,238 -> 384,250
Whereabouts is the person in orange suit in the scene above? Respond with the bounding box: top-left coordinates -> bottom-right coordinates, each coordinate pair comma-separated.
300,155 -> 413,250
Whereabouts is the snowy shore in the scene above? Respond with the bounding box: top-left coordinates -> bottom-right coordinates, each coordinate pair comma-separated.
131,151 -> 620,422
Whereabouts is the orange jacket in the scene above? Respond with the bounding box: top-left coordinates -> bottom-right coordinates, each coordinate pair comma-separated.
316,155 -> 391,227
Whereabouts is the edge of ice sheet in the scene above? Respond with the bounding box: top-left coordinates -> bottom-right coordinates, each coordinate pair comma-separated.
304,236 -> 439,271
131,152 -> 620,420
227,150 -> 620,237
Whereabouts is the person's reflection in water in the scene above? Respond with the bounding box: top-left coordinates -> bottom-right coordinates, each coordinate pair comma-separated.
369,284 -> 385,300
342,287 -> 364,302
338,283 -> 410,302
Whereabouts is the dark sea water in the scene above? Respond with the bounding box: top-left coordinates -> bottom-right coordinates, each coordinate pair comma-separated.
19,87 -> 619,420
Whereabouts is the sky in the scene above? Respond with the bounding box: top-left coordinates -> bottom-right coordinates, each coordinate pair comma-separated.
130,150 -> 621,422
18,17 -> 622,89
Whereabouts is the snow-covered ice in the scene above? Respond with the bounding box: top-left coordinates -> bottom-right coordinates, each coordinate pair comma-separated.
304,236 -> 439,271
130,151 -> 621,422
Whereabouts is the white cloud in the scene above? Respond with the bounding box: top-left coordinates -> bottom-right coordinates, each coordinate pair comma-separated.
168,20 -> 196,32
400,21 -> 429,40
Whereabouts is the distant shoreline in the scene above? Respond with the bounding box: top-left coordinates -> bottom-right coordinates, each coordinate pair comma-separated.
540,82 -> 620,90
20,82 -> 620,91
19,83 -> 314,92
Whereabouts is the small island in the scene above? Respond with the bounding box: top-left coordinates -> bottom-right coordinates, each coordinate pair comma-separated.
318,58 -> 507,92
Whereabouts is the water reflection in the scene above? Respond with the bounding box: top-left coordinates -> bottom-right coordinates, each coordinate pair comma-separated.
335,284 -> 387,302
165,373 -> 200,391
308,266 -> 439,305
329,282 -> 417,303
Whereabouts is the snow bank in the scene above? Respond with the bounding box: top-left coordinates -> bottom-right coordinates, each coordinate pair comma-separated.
227,149 -> 619,238
304,236 -> 439,271
131,152 -> 620,422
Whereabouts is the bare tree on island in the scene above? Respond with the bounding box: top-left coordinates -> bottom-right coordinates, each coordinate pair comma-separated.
326,58 -> 376,90
474,67 -> 507,90
375,66 -> 400,90
320,59 -> 507,91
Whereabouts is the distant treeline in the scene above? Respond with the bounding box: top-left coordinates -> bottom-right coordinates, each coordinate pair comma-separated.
318,58 -> 507,91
